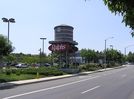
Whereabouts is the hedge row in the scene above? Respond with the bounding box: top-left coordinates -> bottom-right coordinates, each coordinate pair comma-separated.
0,66 -> 65,76
79,63 -> 103,71
0,74 -> 36,83
79,62 -> 120,71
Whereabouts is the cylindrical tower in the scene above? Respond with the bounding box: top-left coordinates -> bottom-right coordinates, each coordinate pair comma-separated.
49,24 -> 78,52
49,24 -> 79,68
54,25 -> 74,42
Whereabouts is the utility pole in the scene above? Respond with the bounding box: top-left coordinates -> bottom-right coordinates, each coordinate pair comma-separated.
104,37 -> 114,67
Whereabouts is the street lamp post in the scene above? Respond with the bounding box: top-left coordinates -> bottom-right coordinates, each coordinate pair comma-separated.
39,48 -> 41,66
124,44 -> 134,56
124,45 -> 132,63
40,37 -> 47,54
104,37 -> 114,66
2,17 -> 15,43
124,47 -> 127,56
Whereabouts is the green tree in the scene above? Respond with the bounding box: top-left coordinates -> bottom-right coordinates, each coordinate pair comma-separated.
81,48 -> 124,65
4,54 -> 16,63
9,53 -> 51,65
103,0 -> 134,35
106,49 -> 124,64
127,52 -> 134,63
80,49 -> 98,63
22,55 -> 40,64
0,34 -> 14,60
80,49 -> 88,63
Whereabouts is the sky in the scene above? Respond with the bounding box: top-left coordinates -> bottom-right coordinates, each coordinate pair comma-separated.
0,0 -> 134,55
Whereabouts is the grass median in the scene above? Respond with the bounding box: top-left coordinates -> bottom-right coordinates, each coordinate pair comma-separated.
0,66 -> 65,83
0,63 -> 121,83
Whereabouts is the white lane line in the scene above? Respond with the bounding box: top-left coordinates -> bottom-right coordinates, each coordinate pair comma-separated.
79,76 -> 92,79
102,68 -> 127,77
3,76 -> 100,99
81,85 -> 100,94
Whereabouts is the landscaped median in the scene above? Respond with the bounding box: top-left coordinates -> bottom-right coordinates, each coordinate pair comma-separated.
0,66 -> 65,83
0,65 -> 126,89
0,63 -> 124,83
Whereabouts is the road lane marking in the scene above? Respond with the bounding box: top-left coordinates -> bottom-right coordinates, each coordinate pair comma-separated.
101,68 -> 127,77
81,86 -> 100,94
3,76 -> 100,99
79,76 -> 92,79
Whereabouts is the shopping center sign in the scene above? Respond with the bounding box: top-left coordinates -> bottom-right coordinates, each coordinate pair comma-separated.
49,44 -> 67,52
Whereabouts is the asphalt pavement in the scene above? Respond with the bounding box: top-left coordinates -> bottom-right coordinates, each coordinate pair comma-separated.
1,65 -> 134,99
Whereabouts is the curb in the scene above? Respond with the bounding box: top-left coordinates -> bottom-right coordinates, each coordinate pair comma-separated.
0,66 -> 126,89
78,66 -> 126,75
0,75 -> 75,89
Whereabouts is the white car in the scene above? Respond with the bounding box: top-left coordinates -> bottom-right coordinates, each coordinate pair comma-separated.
16,63 -> 28,68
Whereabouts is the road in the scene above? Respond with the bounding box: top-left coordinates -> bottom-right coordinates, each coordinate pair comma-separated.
1,65 -> 134,99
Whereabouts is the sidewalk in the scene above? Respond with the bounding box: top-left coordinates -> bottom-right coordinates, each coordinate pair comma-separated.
0,66 -> 125,89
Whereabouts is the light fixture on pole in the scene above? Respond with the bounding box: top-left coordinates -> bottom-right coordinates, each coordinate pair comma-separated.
104,37 -> 114,65
124,44 -> 134,56
40,37 -> 47,54
110,45 -> 113,49
2,17 -> 15,43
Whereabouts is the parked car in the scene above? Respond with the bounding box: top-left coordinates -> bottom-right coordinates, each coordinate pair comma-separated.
10,63 -> 18,66
15,63 -> 28,68
44,63 -> 51,67
32,63 -> 40,67
0,63 -> 7,67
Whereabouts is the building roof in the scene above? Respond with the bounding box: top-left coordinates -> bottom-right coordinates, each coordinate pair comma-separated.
54,24 -> 74,29
49,40 -> 78,45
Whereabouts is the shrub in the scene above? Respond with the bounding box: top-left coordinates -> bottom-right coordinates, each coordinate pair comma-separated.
8,67 -> 65,76
5,69 -> 12,75
80,63 -> 102,71
0,67 -> 65,82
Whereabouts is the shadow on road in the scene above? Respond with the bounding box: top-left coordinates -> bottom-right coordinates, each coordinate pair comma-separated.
0,83 -> 17,90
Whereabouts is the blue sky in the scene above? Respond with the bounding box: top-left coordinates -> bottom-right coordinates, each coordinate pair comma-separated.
0,0 -> 133,55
